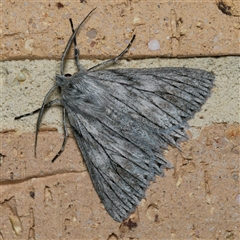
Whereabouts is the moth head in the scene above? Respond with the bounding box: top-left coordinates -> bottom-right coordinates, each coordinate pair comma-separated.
55,74 -> 71,88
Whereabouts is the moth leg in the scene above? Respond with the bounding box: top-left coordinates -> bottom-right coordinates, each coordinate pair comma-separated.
69,18 -> 86,72
87,35 -> 136,71
14,99 -> 61,120
52,107 -> 68,163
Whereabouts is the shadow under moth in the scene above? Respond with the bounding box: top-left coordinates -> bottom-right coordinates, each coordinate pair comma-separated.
15,9 -> 215,222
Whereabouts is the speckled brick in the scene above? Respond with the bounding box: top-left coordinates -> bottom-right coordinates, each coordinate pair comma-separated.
1,1 -> 239,239
0,124 -> 239,239
1,1 -> 239,60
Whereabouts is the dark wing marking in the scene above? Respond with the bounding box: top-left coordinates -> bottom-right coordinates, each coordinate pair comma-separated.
63,67 -> 214,222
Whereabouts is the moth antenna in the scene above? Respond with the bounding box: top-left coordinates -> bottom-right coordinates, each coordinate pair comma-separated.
88,34 -> 136,71
69,18 -> 83,72
60,8 -> 96,75
35,85 -> 58,157
69,18 -> 77,46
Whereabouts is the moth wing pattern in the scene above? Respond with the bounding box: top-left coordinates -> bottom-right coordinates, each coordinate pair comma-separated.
13,10 -> 215,223
62,67 -> 215,222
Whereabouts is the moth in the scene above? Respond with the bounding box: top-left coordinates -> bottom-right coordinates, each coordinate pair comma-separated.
15,9 -> 215,222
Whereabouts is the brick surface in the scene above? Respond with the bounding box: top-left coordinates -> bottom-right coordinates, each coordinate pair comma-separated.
0,124 -> 239,239
1,57 -> 239,133
1,1 -> 239,239
1,1 -> 240,60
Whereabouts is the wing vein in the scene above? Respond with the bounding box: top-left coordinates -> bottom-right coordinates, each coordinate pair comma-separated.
73,114 -> 148,202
